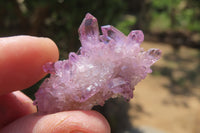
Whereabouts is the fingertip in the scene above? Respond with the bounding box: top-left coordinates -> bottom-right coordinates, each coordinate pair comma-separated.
33,111 -> 110,133
1,111 -> 111,133
52,111 -> 111,133
0,35 -> 59,95
0,91 -> 36,129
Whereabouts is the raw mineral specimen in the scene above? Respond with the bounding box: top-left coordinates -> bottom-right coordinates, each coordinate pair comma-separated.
34,13 -> 161,114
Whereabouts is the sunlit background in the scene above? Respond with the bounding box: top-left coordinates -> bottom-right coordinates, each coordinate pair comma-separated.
1,0 -> 200,133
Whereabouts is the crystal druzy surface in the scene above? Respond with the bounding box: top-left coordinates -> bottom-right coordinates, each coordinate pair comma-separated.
34,13 -> 161,113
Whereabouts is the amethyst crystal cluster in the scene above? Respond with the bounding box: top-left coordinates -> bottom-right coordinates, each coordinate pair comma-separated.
34,13 -> 161,113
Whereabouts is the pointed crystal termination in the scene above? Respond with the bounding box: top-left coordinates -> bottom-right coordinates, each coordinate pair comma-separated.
127,30 -> 144,45
43,62 -> 55,74
101,25 -> 126,45
69,52 -> 78,63
148,49 -> 162,59
147,48 -> 162,63
78,13 -> 99,47
34,13 -> 161,114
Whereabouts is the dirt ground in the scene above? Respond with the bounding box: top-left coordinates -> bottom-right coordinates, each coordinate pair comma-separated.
128,41 -> 200,133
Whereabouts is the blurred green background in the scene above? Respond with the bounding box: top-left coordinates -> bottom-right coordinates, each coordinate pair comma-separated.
1,0 -> 200,133
1,0 -> 200,51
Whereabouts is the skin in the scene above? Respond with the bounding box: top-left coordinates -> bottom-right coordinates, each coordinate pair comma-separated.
0,36 -> 110,133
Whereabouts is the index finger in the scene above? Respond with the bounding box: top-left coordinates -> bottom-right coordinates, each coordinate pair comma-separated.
0,36 -> 59,95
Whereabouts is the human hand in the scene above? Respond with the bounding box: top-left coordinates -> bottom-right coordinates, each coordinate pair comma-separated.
0,36 -> 110,133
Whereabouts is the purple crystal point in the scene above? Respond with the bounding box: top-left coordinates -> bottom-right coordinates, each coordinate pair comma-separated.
147,48 -> 162,64
69,52 -> 78,62
127,30 -> 144,44
43,62 -> 55,74
148,48 -> 162,59
101,25 -> 126,45
78,13 -> 99,46
34,13 -> 161,114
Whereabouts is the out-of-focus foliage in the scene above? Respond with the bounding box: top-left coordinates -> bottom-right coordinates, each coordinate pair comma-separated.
1,0 -> 200,51
0,0 -> 126,56
116,0 -> 200,33
149,0 -> 200,32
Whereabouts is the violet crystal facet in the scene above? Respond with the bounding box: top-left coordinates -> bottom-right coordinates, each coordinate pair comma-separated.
34,13 -> 161,113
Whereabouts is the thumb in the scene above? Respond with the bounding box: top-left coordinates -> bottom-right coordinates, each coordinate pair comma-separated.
0,111 -> 111,133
